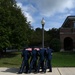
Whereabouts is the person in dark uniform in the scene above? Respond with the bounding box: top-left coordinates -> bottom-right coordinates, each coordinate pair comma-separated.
37,48 -> 46,73
18,48 -> 29,74
45,47 -> 52,72
29,47 -> 37,73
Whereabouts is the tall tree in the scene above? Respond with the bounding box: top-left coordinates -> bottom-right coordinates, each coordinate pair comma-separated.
29,28 -> 42,47
0,0 -> 32,51
30,28 -> 60,48
47,28 -> 60,39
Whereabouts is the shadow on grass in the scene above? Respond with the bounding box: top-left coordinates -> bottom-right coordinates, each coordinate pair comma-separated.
54,52 -> 75,55
61,51 -> 75,54
2,52 -> 21,58
3,62 -> 19,66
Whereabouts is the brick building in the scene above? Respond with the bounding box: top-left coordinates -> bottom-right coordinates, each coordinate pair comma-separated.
60,16 -> 75,51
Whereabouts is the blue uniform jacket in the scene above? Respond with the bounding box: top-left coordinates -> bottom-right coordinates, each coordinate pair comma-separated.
46,48 -> 52,60
22,50 -> 29,61
39,48 -> 45,61
31,50 -> 37,61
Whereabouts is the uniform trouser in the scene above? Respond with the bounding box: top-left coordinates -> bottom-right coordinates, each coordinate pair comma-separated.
45,59 -> 52,71
18,59 -> 29,73
29,59 -> 37,72
37,59 -> 45,72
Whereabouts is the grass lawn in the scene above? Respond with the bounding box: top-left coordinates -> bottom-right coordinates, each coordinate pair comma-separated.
0,52 -> 75,68
0,52 -> 22,68
52,52 -> 75,67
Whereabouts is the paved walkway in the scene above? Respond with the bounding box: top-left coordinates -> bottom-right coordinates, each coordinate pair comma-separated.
0,67 -> 75,75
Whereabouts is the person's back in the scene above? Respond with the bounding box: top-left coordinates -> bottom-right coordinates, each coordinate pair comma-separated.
31,49 -> 37,60
18,48 -> 29,74
37,48 -> 46,73
46,47 -> 52,60
29,48 -> 38,73
22,49 -> 29,61
45,47 -> 52,72
39,48 -> 45,61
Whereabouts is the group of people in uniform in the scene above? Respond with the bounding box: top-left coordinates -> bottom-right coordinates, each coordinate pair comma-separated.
18,47 -> 52,74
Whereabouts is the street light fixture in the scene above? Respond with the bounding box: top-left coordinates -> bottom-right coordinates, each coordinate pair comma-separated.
41,18 -> 45,48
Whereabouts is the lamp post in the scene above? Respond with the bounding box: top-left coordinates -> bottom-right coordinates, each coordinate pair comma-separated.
41,18 -> 45,48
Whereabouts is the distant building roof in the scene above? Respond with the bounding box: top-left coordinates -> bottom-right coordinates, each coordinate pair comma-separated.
68,16 -> 75,19
61,16 -> 75,28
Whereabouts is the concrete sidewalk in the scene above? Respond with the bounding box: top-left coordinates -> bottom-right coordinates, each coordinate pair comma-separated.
0,67 -> 75,75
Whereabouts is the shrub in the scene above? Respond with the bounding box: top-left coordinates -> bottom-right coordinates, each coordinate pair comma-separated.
50,38 -> 61,52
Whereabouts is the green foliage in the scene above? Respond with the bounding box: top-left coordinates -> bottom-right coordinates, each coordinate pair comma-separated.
29,27 -> 60,48
0,0 -> 60,50
0,0 -> 32,50
50,38 -> 61,52
29,28 -> 42,46
47,28 -> 60,39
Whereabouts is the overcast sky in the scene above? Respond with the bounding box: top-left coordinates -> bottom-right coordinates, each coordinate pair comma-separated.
16,0 -> 75,30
